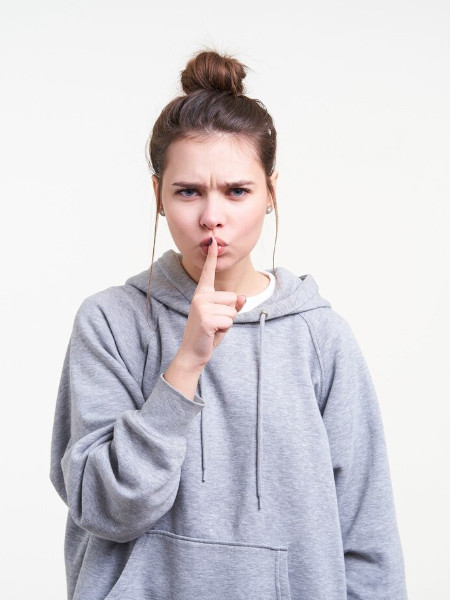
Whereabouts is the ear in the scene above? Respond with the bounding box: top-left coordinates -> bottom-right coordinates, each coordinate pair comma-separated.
152,175 -> 159,198
267,170 -> 278,204
270,170 -> 279,190
152,175 -> 161,211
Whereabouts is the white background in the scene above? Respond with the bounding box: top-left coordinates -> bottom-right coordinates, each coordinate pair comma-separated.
1,1 -> 449,598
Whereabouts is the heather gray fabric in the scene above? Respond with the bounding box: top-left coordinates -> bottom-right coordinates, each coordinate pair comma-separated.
50,249 -> 408,599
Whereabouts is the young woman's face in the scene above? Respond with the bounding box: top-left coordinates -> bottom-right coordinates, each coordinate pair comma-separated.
152,134 -> 278,281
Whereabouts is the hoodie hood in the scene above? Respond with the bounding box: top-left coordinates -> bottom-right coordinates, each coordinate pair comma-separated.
125,249 -> 332,321
126,249 -> 332,510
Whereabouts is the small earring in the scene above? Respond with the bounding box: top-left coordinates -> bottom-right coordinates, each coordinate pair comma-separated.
160,207 -> 165,216
266,205 -> 273,214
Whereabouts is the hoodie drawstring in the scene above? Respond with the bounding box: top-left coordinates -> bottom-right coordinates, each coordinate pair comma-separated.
198,374 -> 207,482
256,310 -> 268,509
198,309 -> 268,511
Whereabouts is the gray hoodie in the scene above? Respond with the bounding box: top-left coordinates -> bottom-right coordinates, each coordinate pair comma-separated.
50,249 -> 408,600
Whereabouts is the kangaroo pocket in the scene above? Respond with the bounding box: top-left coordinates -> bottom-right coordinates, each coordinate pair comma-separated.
105,529 -> 291,600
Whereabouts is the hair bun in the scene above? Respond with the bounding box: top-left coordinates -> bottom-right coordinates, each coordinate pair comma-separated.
180,50 -> 248,96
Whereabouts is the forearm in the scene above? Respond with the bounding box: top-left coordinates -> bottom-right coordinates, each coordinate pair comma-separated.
163,350 -> 205,401
61,373 -> 205,543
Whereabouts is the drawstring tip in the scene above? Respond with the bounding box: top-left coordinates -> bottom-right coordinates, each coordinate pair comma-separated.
202,469 -> 206,482
257,496 -> 262,510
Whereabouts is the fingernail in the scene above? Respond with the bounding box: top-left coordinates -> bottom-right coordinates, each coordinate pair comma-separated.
207,237 -> 213,246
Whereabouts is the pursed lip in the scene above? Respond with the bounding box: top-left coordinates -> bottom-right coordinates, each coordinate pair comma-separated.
199,236 -> 228,247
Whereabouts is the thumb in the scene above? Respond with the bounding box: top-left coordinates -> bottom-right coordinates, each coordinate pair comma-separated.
235,294 -> 247,313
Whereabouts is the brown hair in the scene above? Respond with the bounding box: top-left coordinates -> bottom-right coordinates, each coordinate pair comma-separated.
144,47 -> 279,323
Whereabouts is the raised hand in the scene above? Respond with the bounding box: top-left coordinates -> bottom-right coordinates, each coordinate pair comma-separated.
178,237 -> 247,369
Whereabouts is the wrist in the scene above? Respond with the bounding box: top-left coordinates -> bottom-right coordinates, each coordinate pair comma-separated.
162,350 -> 205,402
173,349 -> 205,375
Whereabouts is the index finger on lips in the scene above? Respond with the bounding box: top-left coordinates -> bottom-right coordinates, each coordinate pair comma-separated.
197,236 -> 217,292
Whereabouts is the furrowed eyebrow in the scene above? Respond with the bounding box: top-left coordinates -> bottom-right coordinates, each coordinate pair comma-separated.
171,180 -> 255,188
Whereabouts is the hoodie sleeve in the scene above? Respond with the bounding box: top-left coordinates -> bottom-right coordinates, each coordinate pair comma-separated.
50,295 -> 205,544
315,310 -> 408,599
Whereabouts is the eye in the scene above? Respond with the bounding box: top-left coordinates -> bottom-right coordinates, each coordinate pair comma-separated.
229,187 -> 251,198
175,188 -> 198,198
174,187 -> 251,199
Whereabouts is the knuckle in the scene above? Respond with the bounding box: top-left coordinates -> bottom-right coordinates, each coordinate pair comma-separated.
192,292 -> 207,306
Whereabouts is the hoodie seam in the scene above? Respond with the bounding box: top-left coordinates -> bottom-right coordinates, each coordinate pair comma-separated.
141,300 -> 165,387
96,305 -> 124,362
298,313 -> 324,408
145,298 -> 165,347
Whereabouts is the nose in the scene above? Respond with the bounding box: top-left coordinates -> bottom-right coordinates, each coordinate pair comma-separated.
199,195 -> 225,230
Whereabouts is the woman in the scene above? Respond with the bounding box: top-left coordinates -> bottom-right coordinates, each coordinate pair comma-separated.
50,49 -> 408,599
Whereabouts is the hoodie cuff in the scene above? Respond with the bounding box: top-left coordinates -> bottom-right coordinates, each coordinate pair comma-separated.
139,373 -> 205,436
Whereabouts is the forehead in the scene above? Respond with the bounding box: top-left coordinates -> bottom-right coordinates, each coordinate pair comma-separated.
165,133 -> 261,174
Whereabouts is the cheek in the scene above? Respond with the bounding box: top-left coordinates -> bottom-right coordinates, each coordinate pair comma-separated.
237,211 -> 265,235
164,217 -> 186,244
166,211 -> 189,231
